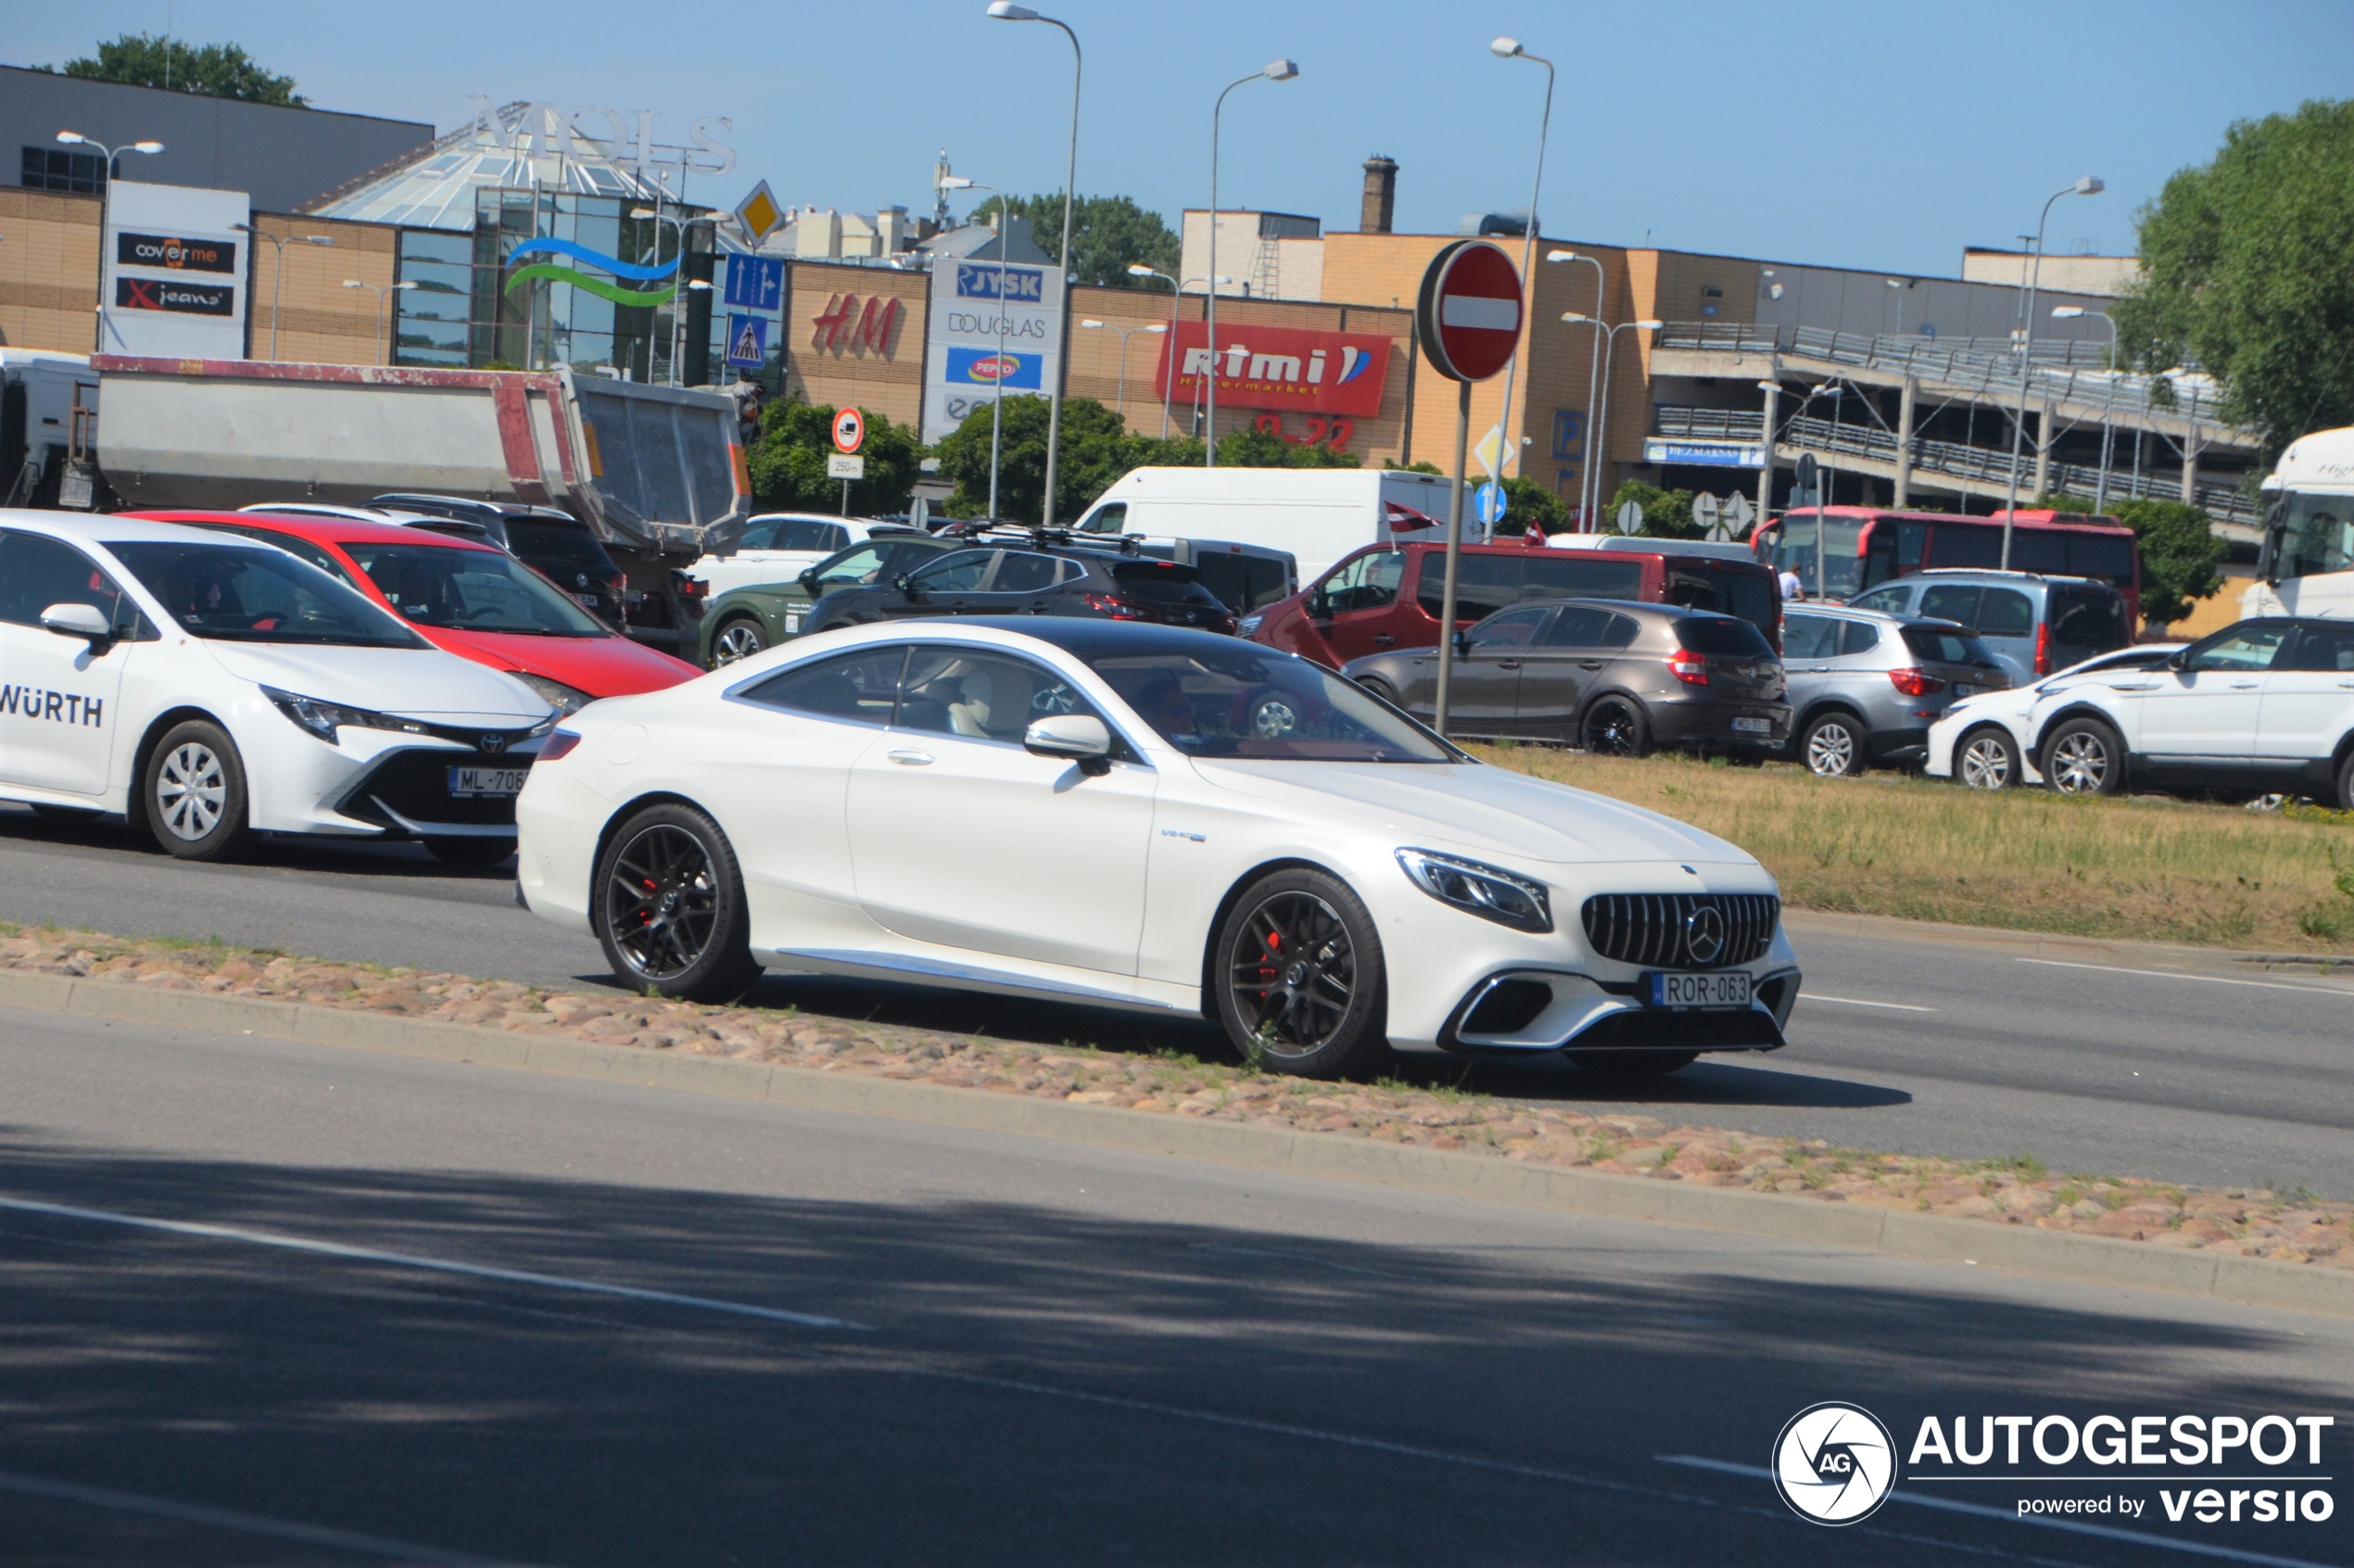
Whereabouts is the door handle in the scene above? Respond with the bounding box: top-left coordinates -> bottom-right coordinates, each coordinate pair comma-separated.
2231,680 -> 2260,689
1497,660 -> 1522,670
2339,680 -> 2354,689
888,750 -> 935,766
1579,659 -> 1605,670
1371,634 -> 1396,646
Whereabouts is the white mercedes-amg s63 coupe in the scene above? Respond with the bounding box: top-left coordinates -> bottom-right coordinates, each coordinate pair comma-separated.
515,618 -> 1801,1079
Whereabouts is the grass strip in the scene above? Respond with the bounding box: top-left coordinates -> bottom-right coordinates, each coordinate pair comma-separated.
1474,744 -> 2354,955
6,920 -> 2346,1270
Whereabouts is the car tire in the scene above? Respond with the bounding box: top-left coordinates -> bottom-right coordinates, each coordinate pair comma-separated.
1581,697 -> 1652,758
1566,1049 -> 1699,1080
425,836 -> 516,872
1353,676 -> 1401,710
1212,866 -> 1388,1081
1955,726 -> 2019,790
144,719 -> 253,862
1800,712 -> 1867,778
2336,749 -> 2354,812
2043,716 -> 2126,797
595,803 -> 763,1003
710,614 -> 768,667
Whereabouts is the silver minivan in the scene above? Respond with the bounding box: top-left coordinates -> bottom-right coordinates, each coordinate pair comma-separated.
1847,570 -> 2132,684
1780,605 -> 2011,776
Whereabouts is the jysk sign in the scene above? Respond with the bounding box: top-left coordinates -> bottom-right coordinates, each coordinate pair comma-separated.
115,233 -> 236,273
923,255 -> 1064,443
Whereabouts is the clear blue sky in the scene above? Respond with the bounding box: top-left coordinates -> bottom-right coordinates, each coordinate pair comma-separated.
16,0 -> 2352,276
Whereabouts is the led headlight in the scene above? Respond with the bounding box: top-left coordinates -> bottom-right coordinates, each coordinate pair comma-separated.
513,673 -> 594,715
261,686 -> 429,745
1235,613 -> 1264,637
1396,847 -> 1552,933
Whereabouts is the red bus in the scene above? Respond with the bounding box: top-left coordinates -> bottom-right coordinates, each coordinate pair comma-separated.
1752,506 -> 2142,625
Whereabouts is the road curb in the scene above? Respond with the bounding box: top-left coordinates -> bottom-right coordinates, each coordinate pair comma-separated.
7,969 -> 2348,1321
1781,908 -> 2354,977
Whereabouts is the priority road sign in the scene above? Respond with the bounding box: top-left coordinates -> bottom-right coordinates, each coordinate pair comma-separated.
1415,240 -> 1523,384
1474,482 -> 1507,525
832,406 -> 866,454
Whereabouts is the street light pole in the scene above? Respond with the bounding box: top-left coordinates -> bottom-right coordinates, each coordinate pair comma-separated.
58,132 -> 163,352
234,222 -> 335,361
2001,176 -> 2104,567
1564,315 -> 1662,532
1126,263 -> 1183,438
1207,58 -> 1299,468
988,2 -> 1082,525
1079,319 -> 1164,417
343,279 -> 415,364
630,202 -> 688,386
1485,38 -> 1555,537
1546,249 -> 1605,528
2053,305 -> 2120,513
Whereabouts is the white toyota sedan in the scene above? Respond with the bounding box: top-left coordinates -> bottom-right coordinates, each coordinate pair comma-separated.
0,512 -> 555,867
516,619 -> 1801,1079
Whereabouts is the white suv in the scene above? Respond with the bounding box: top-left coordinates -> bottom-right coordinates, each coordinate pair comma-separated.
1928,644 -> 2183,790
2033,618 -> 2354,805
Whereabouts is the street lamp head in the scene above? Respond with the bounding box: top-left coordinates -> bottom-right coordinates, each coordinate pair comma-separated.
687,279 -> 712,291
1635,319 -> 1664,330
56,131 -> 87,145
1145,323 -> 1166,334
1262,58 -> 1299,82
2051,306 -> 2086,319
938,175 -> 977,190
1080,319 -> 1107,328
1490,36 -> 1524,57
1561,311 -> 1591,322
1125,262 -> 1156,277
302,235 -> 335,246
390,281 -> 417,291
341,279 -> 366,289
629,207 -> 657,219
1886,278 -> 1903,289
1756,380 -> 1781,393
2075,175 -> 2106,196
986,0 -> 1042,16
131,141 -> 164,155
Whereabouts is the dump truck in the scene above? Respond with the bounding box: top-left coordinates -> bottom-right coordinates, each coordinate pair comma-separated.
0,351 -> 753,652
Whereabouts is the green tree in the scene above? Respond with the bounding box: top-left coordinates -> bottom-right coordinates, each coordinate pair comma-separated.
2111,98 -> 2354,452
1605,478 -> 1702,539
746,396 -> 919,516
935,395 -> 1133,522
1499,476 -> 1568,538
50,33 -> 306,105
968,194 -> 1180,286
1213,423 -> 1363,471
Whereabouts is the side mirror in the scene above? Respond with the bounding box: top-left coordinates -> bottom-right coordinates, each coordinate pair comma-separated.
894,574 -> 917,596
1453,629 -> 1473,655
1309,590 -> 1331,620
798,567 -> 819,595
41,601 -> 112,651
1025,713 -> 1113,774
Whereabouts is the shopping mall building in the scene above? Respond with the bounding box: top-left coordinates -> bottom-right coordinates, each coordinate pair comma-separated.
0,69 -> 2255,525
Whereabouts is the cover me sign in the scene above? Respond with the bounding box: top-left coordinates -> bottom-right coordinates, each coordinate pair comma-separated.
922,258 -> 1064,444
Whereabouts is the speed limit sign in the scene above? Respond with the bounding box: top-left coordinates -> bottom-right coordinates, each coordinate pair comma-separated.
831,407 -> 865,454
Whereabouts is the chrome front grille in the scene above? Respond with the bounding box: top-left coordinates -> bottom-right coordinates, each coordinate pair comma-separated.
1579,893 -> 1779,970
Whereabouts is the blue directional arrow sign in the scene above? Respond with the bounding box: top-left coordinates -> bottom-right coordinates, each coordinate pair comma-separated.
1474,481 -> 1508,525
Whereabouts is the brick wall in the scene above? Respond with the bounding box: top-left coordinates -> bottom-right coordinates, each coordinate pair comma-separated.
0,188 -> 102,353
783,259 -> 926,430
248,211 -> 395,364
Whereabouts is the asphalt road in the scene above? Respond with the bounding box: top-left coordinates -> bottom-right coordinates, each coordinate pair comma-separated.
3,804 -> 2350,1197
4,1004 -> 2349,1567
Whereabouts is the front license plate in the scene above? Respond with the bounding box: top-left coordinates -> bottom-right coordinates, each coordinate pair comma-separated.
1730,715 -> 1773,735
448,765 -> 528,798
1647,970 -> 1753,1010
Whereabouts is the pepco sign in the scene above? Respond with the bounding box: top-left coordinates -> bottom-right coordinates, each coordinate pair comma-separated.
1154,322 -> 1390,418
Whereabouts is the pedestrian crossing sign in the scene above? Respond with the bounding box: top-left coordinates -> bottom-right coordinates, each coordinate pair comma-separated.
726,313 -> 768,369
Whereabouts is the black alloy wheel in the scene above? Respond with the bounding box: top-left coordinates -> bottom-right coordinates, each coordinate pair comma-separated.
1212,868 -> 1387,1080
425,836 -> 517,872
595,803 -> 761,1002
1800,712 -> 1867,778
1956,727 -> 2019,790
2043,717 -> 2125,797
711,616 -> 768,667
1581,697 -> 1652,758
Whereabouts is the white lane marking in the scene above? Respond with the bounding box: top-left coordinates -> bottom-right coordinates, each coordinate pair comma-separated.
0,1194 -> 866,1331
1801,994 -> 1938,1013
2018,957 -> 2354,996
0,1467 -> 546,1567
1658,1455 -> 2339,1568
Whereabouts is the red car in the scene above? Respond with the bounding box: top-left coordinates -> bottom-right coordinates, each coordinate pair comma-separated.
130,511 -> 702,712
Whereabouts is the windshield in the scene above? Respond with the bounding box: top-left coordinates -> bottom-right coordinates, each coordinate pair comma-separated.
339,542 -> 609,637
1902,626 -> 2002,667
2277,492 -> 2354,579
1088,647 -> 1456,763
504,517 -> 614,570
105,540 -> 428,648
1769,515 -> 1867,599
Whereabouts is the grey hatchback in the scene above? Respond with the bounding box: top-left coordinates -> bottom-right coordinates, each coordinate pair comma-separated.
1780,606 -> 2011,777
1342,599 -> 1789,756
1846,570 -> 2131,684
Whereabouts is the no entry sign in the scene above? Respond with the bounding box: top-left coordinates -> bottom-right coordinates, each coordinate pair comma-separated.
831,406 -> 866,454
1416,240 -> 1523,383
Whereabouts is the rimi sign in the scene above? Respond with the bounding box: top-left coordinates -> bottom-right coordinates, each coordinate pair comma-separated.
1154,322 -> 1390,418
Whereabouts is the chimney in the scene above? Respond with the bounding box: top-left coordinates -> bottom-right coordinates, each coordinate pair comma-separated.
1361,156 -> 1397,234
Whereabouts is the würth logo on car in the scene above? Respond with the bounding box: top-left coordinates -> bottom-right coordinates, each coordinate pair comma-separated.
0,686 -> 106,727
115,231 -> 236,272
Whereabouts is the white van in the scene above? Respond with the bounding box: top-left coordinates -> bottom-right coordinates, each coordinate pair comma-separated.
1071,467 -> 1459,585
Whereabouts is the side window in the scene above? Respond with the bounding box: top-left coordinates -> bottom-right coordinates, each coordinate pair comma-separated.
1467,607 -> 1550,649
0,531 -> 146,638
738,520 -> 783,550
1601,613 -> 1640,649
896,648 -> 1095,743
2280,624 -> 2354,673
1849,585 -> 1910,616
1918,585 -> 1983,626
1520,556 -> 1644,603
779,521 -> 847,553
1840,621 -> 1882,656
1322,550 -> 1403,614
989,551 -> 1061,594
812,544 -> 887,589
1416,554 -> 1521,622
740,646 -> 909,724
906,550 -> 993,592
255,532 -> 362,589
2184,626 -> 2292,673
1782,613 -> 1838,661
1543,606 -> 1616,647
1977,588 -> 2035,638
1081,501 -> 1127,534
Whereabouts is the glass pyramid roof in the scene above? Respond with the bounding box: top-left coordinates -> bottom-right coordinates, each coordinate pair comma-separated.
306,102 -> 700,231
